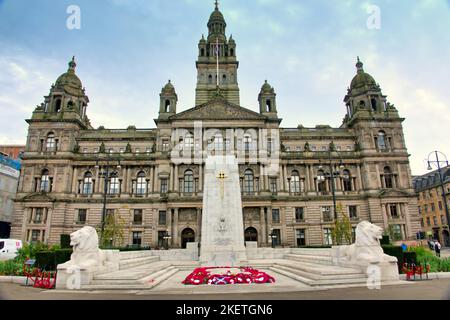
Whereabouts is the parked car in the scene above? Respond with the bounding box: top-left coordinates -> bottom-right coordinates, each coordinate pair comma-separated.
0,239 -> 23,261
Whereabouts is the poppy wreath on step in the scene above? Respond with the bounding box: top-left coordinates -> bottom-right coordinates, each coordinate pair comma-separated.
182,266 -> 275,285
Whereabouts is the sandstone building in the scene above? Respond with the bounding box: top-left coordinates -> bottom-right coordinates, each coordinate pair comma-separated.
11,3 -> 421,248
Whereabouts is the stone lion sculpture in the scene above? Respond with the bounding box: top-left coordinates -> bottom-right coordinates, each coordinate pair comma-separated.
335,221 -> 397,265
58,226 -> 114,270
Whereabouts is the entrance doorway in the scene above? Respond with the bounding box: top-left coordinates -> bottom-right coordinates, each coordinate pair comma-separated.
443,230 -> 450,247
244,227 -> 258,242
181,228 -> 195,249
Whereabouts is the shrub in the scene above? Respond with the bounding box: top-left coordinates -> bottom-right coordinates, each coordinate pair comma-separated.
380,235 -> 390,245
60,234 -> 71,249
407,246 -> 450,272
382,245 -> 403,272
0,260 -> 24,276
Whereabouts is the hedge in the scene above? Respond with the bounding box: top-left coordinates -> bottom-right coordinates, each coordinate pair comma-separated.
60,234 -> 71,249
380,235 -> 390,246
35,249 -> 73,271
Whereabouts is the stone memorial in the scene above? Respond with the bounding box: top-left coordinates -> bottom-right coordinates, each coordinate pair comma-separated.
199,155 -> 247,266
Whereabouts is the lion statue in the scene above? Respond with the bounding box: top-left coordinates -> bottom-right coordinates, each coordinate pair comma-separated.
334,221 -> 397,266
58,226 -> 113,270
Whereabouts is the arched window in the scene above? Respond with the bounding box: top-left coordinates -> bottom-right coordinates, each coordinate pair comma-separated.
290,171 -> 300,194
317,169 -> 326,193
165,100 -> 171,113
342,169 -> 352,192
184,170 -> 194,194
54,99 -> 62,113
266,99 -> 272,112
200,48 -> 205,56
208,75 -> 213,84
214,134 -> 223,152
222,74 -> 227,84
244,227 -> 258,242
359,100 -> 366,108
244,135 -> 252,152
384,166 -> 393,188
108,172 -> 120,195
377,131 -> 387,150
40,169 -> 50,192
67,100 -> 75,109
46,133 -> 56,151
136,171 -> 147,195
184,134 -> 194,150
244,169 -> 254,194
82,172 -> 93,195
371,98 -> 377,111
230,48 -> 234,56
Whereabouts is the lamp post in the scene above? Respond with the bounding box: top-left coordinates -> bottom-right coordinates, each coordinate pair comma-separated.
163,229 -> 172,250
317,142 -> 345,220
95,156 -> 122,247
427,151 -> 450,246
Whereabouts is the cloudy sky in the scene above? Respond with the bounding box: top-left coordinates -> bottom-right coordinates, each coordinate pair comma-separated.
0,0 -> 449,175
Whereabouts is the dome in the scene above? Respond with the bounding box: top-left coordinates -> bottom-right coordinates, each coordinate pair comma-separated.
349,57 -> 378,91
162,80 -> 176,93
261,80 -> 274,93
208,7 -> 225,25
54,57 -> 84,96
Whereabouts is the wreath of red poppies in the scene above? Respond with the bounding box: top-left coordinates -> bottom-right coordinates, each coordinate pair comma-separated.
182,267 -> 276,285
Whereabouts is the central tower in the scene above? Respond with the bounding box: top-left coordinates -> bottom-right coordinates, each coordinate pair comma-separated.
195,1 -> 240,106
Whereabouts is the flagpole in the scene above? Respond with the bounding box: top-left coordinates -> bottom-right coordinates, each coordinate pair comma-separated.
216,37 -> 219,88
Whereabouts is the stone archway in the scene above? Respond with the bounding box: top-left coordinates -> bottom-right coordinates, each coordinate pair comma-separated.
181,228 -> 195,249
244,227 -> 258,242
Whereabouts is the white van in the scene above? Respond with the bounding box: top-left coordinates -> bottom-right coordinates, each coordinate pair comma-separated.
0,239 -> 23,261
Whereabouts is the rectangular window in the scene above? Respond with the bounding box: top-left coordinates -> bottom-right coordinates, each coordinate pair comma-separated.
31,230 -> 40,243
433,216 -> 438,226
348,206 -> 358,219
441,215 -> 446,225
132,232 -> 142,246
269,178 -> 277,194
160,178 -> 168,194
321,206 -> 333,222
431,203 -> 435,212
390,204 -> 399,218
295,207 -> 305,222
427,217 -> 431,226
323,228 -> 333,245
272,209 -> 280,224
77,209 -> 87,224
158,211 -> 167,225
392,224 -> 402,240
162,140 -> 169,152
133,209 -> 143,225
34,208 -> 43,224
296,229 -> 306,246
439,201 -> 443,210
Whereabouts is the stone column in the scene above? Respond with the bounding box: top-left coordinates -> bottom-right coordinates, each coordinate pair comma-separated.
197,208 -> 202,242
174,165 -> 179,193
375,164 -> 381,189
309,165 -> 315,191
396,163 -> 402,188
283,165 -> 288,191
150,166 -> 154,193
170,165 -> 174,192
199,164 -> 203,192
356,164 -> 362,192
173,208 -> 179,247
305,164 -> 311,192
260,207 -> 266,245
71,166 -> 78,193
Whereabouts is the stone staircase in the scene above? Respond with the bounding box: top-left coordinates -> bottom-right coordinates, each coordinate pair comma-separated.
81,252 -> 199,291
251,249 -> 368,287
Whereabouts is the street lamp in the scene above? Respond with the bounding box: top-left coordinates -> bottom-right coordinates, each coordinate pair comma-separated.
95,156 -> 122,247
317,142 -> 345,220
427,151 -> 450,246
163,229 -> 172,250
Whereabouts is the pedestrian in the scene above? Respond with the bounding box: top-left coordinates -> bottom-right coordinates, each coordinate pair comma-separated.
434,240 -> 441,257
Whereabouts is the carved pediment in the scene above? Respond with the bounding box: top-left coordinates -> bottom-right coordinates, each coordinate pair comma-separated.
21,192 -> 56,202
170,97 -> 267,121
378,189 -> 412,197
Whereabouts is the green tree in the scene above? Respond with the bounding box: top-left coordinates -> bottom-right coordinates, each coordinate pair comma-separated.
97,212 -> 127,248
331,203 -> 353,245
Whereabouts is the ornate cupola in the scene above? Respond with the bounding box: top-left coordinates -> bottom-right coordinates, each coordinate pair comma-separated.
31,57 -> 91,127
343,57 -> 398,122
195,1 -> 240,106
258,80 -> 278,118
158,80 -> 178,119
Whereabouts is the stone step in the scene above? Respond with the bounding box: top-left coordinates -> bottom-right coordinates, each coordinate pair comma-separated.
95,261 -> 172,280
290,249 -> 332,257
119,250 -> 153,260
119,256 -> 160,270
285,254 -> 334,266
84,266 -> 179,290
269,265 -> 367,287
273,263 -> 366,282
277,260 -> 364,278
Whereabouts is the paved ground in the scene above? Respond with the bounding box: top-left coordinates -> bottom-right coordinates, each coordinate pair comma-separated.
441,249 -> 450,258
1,279 -> 449,300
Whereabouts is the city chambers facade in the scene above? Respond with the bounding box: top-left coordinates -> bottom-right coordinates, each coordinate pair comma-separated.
11,4 -> 421,248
